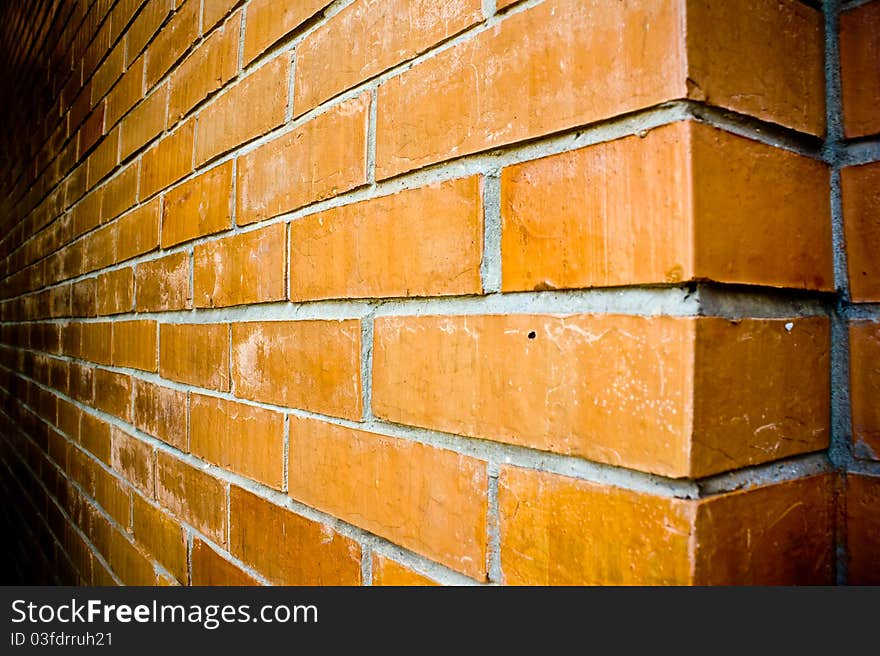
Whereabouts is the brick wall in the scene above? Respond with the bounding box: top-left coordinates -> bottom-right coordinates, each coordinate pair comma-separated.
0,0 -> 877,585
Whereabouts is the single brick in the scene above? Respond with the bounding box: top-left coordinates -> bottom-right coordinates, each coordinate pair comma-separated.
93,369 -> 132,421
78,102 -> 106,157
229,486 -> 361,585
102,164 -> 140,224
237,92 -> 369,224
501,121 -> 832,292
96,268 -> 133,315
79,412 -> 111,464
194,55 -> 290,165
846,473 -> 880,585
156,451 -> 227,545
80,322 -> 112,365
191,538 -> 260,586
692,474 -> 834,585
371,554 -> 438,586
373,315 -> 829,478
115,199 -> 161,263
840,2 -> 880,138
144,0 -> 200,89
119,84 -> 168,160
231,320 -> 360,418
190,393 -> 284,488
841,162 -> 880,302
106,55 -> 145,128
139,119 -> 195,200
162,160 -> 233,247
82,224 -> 117,273
73,189 -> 103,237
112,320 -> 158,372
132,494 -> 188,584
242,0 -> 331,64
289,417 -> 488,579
133,379 -> 188,451
194,223 -> 286,307
376,0 -> 685,179
685,0 -> 825,136
293,0 -> 482,115
290,177 -> 483,301
499,467 -> 833,585
499,466 -> 695,585
160,323 -> 229,390
71,278 -> 97,317
169,11 -> 241,122
92,42 -> 125,106
850,321 -> 880,461
109,426 -> 155,497
135,252 -> 191,312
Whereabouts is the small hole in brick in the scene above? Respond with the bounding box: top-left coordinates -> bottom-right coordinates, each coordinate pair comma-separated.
527,331 -> 536,339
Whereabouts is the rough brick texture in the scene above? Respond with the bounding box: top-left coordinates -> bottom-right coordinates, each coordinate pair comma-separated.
0,0 -> 875,588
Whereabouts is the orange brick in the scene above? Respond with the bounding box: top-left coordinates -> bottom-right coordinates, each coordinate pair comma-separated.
115,199 -> 161,263
133,379 -> 188,451
693,474 -> 834,585
57,399 -> 80,439
190,393 -> 284,488
119,84 -> 168,160
96,267 -> 133,315
139,119 -> 195,199
194,55 -> 290,165
156,451 -> 227,544
110,426 -> 156,497
850,321 -> 880,461
371,554 -> 438,586
135,252 -> 191,312
102,163 -> 139,222
499,466 -> 694,585
376,0 -> 824,180
132,494 -> 188,583
162,161 -> 233,247
78,102 -> 106,157
501,121 -> 832,292
289,417 -> 487,579
237,92 -> 369,224
202,0 -> 240,33
498,467 -> 833,585
61,322 -> 83,358
376,0 -> 685,179
685,0 -> 825,136
842,162 -> 880,302
106,55 -> 145,128
87,126 -> 119,188
90,458 -> 132,529
160,323 -> 229,389
93,369 -> 132,421
126,0 -> 175,65
231,320 -> 360,418
169,11 -> 241,122
112,320 -> 158,372
71,278 -> 96,317
290,177 -> 483,300
229,486 -> 361,584
242,0 -> 331,64
145,0 -> 200,89
73,189 -> 103,237
373,315 -> 829,478
96,514 -> 159,585
82,224 -> 117,273
294,0 -> 482,114
846,473 -> 880,585
840,1 -> 880,138
194,223 -> 286,307
80,322 -> 112,365
191,539 -> 260,586
79,412 -> 111,464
